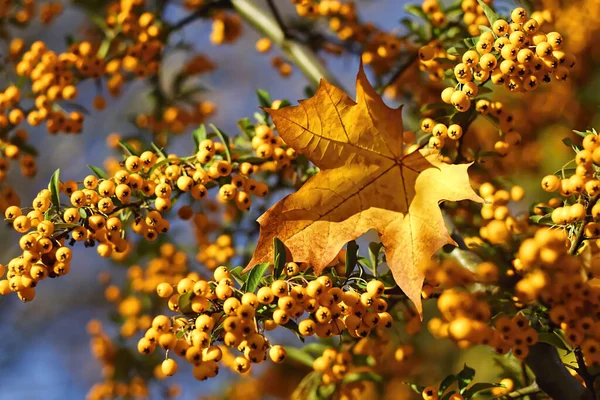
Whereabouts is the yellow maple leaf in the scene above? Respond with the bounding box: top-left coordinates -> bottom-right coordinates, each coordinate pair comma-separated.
246,67 -> 482,313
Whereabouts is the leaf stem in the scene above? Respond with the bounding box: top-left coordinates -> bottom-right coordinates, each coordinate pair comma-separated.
568,194 -> 600,255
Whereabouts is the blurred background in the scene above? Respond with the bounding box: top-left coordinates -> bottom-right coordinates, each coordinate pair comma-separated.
0,0 -> 599,398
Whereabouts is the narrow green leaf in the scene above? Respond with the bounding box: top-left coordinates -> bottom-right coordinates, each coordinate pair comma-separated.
87,165 -> 108,179
573,129 -> 591,138
229,266 -> 247,286
478,25 -> 493,33
476,0 -> 498,24
242,262 -> 270,293
405,5 -> 429,20
256,89 -> 271,108
273,237 -> 286,279
438,374 -> 457,395
440,391 -> 457,400
529,213 -> 552,224
457,364 -> 476,393
284,346 -> 315,368
49,169 -> 61,212
342,372 -> 384,385
368,242 -> 384,274
117,140 -> 139,156
462,382 -> 504,397
237,118 -> 255,140
210,124 -> 232,163
235,155 -> 264,163
192,124 -> 207,149
345,240 -> 359,277
562,137 -> 575,148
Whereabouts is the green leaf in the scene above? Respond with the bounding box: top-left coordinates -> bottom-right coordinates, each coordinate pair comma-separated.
529,214 -> 553,226
345,240 -> 359,277
192,124 -> 207,151
273,237 -> 286,279
278,99 -> 291,108
405,5 -> 429,20
368,242 -> 384,274
193,124 -> 207,149
573,129 -> 591,138
210,124 -> 232,163
440,391 -> 457,400
256,89 -> 271,108
229,266 -> 247,286
284,346 -> 315,368
14,141 -> 38,156
342,372 -> 383,385
292,371 -> 322,400
462,382 -> 504,397
242,262 -> 270,293
438,374 -> 457,395
538,332 -> 570,351
87,165 -> 108,179
476,0 -> 498,25
235,155 -> 264,163
49,169 -> 61,212
317,384 -> 335,398
302,343 -> 330,356
562,137 -> 575,148
117,140 -> 139,156
457,364 -> 476,393
478,25 -> 493,33
177,291 -> 194,314
237,118 -> 255,140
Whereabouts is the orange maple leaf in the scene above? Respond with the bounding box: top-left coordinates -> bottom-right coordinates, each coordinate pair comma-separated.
246,67 -> 482,313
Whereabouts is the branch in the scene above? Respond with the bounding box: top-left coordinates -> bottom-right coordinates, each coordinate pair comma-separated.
265,0 -> 290,38
378,51 -> 418,94
231,0 -> 343,90
575,346 -> 598,397
569,194 -> 600,255
526,343 -> 592,400
167,0 -> 233,33
495,382 -> 540,399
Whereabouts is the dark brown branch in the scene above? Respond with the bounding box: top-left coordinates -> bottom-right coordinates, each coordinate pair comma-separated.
266,0 -> 290,38
167,0 -> 233,33
575,346 -> 598,397
526,343 -> 592,400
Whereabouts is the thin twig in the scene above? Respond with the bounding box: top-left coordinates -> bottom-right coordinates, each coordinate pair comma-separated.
167,0 -> 232,33
378,51 -> 418,94
569,194 -> 600,255
495,382 -> 540,399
